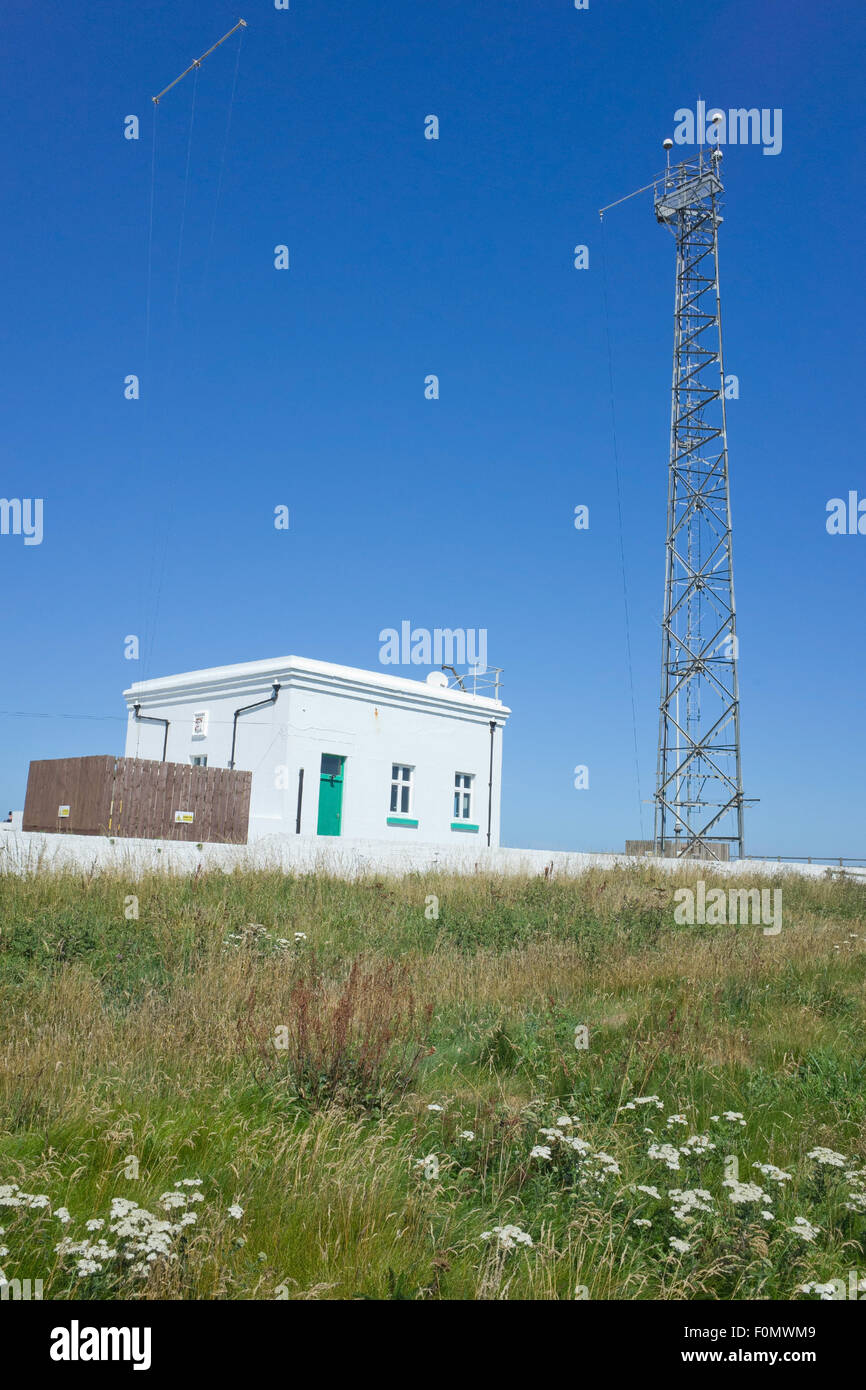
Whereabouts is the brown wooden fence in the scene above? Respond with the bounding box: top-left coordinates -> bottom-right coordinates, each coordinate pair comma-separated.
22,756 -> 115,835
23,757 -> 251,844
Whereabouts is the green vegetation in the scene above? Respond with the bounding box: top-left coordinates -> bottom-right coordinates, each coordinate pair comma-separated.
0,864 -> 864,1300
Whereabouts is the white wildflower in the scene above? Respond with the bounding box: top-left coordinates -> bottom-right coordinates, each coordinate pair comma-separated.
806,1147 -> 847,1168
109,1198 -> 138,1218
648,1142 -> 681,1171
681,1134 -> 716,1154
788,1217 -> 820,1242
669,1188 -> 714,1222
594,1152 -> 620,1176
752,1162 -> 792,1183
481,1224 -> 533,1251
723,1179 -> 767,1204
560,1136 -> 592,1155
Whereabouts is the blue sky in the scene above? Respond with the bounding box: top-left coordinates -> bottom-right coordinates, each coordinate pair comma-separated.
2,0 -> 863,855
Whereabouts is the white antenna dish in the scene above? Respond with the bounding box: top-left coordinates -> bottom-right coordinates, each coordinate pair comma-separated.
426,670 -> 449,688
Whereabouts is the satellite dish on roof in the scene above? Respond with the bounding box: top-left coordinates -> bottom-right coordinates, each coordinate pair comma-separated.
426,670 -> 449,688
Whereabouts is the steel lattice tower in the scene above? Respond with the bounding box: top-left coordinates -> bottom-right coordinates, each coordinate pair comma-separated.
652,146 -> 745,860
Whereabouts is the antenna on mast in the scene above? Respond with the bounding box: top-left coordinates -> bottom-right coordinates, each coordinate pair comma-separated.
152,19 -> 247,105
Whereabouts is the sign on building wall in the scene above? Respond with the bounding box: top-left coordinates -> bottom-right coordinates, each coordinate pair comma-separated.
192,711 -> 209,738
174,810 -> 194,824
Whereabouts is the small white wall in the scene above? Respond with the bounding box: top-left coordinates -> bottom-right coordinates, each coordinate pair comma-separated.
123,657 -> 509,848
2,829 -> 856,885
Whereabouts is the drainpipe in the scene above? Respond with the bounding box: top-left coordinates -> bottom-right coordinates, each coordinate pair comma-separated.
295,768 -> 304,833
487,719 -> 497,847
229,682 -> 280,770
132,702 -> 169,761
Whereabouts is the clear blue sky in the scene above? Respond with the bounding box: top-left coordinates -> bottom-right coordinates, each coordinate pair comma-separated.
2,0 -> 863,855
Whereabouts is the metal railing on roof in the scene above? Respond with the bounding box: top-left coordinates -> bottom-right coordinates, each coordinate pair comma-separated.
440,666 -> 503,701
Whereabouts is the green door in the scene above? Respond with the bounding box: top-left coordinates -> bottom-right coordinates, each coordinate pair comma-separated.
317,754 -> 345,836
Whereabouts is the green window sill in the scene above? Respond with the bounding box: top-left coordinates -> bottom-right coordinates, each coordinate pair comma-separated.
451,822 -> 479,832
387,816 -> 419,828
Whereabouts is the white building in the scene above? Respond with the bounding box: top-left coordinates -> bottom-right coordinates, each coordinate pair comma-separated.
123,656 -> 510,845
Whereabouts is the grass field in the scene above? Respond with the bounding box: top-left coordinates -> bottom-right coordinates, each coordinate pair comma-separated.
1,864 -> 864,1301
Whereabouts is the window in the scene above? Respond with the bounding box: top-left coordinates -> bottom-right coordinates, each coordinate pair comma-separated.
390,764 -> 413,815
454,772 -> 474,820
190,755 -> 208,767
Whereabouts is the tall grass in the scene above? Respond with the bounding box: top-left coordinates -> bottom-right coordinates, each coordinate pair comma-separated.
0,864 -> 863,1299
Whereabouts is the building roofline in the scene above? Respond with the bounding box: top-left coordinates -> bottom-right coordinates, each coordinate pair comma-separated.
123,654 -> 510,718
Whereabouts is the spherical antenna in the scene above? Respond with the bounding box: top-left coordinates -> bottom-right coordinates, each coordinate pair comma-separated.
426,670 -> 449,688
663,138 -> 673,150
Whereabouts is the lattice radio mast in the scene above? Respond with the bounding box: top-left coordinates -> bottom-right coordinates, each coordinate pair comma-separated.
600,124 -> 749,861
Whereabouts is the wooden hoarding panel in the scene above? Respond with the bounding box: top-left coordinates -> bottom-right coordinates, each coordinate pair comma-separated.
22,756 -> 115,834
22,757 -> 251,844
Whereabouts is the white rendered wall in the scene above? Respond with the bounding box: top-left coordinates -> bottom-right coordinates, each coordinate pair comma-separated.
123,658 -> 508,847
2,829 -> 856,885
